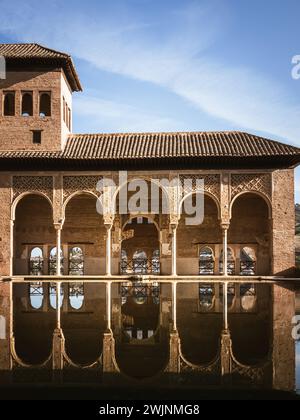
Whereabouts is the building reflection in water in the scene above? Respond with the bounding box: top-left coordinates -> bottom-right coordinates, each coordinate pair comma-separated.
10,281 -> 296,392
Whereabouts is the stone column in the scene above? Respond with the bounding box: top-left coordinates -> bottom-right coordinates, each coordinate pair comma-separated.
171,224 -> 177,277
54,223 -> 63,276
220,280 -> 232,384
105,224 -> 112,277
102,281 -> 118,373
221,224 -> 229,276
52,222 -> 65,373
167,281 -> 180,373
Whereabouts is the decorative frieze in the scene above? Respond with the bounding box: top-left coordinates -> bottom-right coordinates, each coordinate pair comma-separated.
230,173 -> 272,199
179,174 -> 221,201
13,176 -> 53,202
63,176 -> 102,200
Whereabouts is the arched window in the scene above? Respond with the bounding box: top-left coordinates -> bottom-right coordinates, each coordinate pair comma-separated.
39,92 -> 51,117
152,249 -> 160,274
199,247 -> 215,275
29,248 -> 44,310
240,247 -> 256,275
29,247 -> 44,275
133,250 -> 148,274
199,283 -> 215,310
69,247 -> 84,275
49,283 -> 64,309
240,283 -> 256,311
49,247 -> 64,276
219,248 -> 235,275
21,92 -> 33,116
4,92 -> 15,116
29,282 -> 44,310
69,282 -> 84,310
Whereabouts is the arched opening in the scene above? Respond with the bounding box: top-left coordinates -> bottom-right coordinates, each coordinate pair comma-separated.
29,247 -> 44,275
39,92 -> 51,117
229,193 -> 270,275
240,283 -> 256,311
220,282 -> 236,309
199,247 -> 215,275
68,247 -> 84,310
199,283 -> 215,310
240,247 -> 256,275
116,281 -> 167,379
49,247 -> 64,276
121,217 -> 160,275
177,194 -> 221,275
229,284 -> 271,365
177,282 -> 222,364
219,248 -> 235,275
21,92 -> 33,116
63,193 -> 104,275
4,92 -> 15,116
14,194 -> 54,275
13,194 -> 55,363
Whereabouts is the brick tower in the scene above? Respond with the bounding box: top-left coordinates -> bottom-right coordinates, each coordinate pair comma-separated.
0,43 -> 82,152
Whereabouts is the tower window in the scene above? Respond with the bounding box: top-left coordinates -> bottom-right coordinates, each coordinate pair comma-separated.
22,92 -> 33,116
3,92 -> 15,116
39,92 -> 51,117
32,130 -> 42,144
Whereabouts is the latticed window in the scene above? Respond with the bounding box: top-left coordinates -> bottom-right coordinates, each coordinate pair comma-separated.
199,283 -> 215,309
199,247 -> 215,275
49,247 -> 64,275
29,247 -> 44,275
49,283 -> 64,309
240,283 -> 256,311
121,281 -> 160,305
69,247 -> 84,275
29,282 -> 44,310
133,250 -> 148,274
240,247 -> 256,275
69,282 -> 84,310
219,248 -> 235,275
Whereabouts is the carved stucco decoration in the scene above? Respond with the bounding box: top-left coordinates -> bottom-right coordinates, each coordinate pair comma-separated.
230,173 -> 272,200
13,176 -> 53,202
179,174 -> 221,201
63,176 -> 102,201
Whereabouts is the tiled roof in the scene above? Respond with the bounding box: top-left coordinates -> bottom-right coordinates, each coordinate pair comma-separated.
0,43 -> 82,91
0,132 -> 299,170
62,132 -> 300,159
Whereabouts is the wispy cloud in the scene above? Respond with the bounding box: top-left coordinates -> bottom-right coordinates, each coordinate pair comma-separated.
74,95 -> 181,132
0,0 -> 300,144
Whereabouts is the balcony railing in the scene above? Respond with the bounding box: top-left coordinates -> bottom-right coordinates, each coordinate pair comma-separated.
120,258 -> 160,275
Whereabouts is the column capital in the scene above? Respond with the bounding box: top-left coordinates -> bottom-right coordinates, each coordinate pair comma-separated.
221,222 -> 230,231
104,222 -> 113,231
54,220 -> 64,230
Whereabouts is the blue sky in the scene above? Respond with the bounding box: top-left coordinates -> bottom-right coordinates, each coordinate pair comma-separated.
0,0 -> 300,201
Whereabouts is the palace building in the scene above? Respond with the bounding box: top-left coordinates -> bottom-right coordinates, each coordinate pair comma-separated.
0,43 -> 299,391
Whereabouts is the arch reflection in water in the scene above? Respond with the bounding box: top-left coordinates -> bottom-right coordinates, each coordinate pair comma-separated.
240,283 -> 256,311
199,283 -> 215,309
